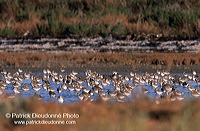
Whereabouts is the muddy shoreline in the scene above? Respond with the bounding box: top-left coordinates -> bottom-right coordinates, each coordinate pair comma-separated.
0,52 -> 200,73
1,64 -> 200,74
0,37 -> 199,73
0,37 -> 199,53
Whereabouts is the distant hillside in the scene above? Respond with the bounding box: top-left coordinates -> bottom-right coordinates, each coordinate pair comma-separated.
0,0 -> 199,38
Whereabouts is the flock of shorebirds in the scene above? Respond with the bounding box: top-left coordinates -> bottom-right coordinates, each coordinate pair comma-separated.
0,68 -> 199,104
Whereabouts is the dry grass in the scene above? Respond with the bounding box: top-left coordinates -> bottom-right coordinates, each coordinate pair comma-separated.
13,12 -> 41,34
0,53 -> 199,69
97,13 -> 129,26
0,96 -> 200,131
128,21 -> 161,35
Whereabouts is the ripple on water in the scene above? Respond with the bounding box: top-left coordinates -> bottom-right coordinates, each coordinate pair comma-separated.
0,71 -> 200,103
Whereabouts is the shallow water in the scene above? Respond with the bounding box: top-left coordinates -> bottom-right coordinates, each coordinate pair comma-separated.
1,71 -> 199,104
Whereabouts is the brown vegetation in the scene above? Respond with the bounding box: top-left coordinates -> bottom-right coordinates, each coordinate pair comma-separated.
1,97 -> 200,131
0,0 -> 199,37
0,53 -> 199,70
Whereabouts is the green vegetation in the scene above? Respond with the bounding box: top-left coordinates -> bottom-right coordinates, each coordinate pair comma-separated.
0,0 -> 199,37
